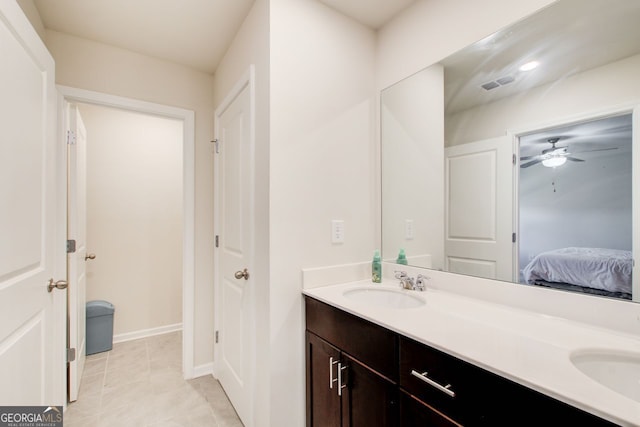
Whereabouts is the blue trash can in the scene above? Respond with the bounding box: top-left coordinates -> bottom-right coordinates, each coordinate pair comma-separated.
86,300 -> 115,355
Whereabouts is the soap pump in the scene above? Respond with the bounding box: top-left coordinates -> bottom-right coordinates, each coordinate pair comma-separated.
372,250 -> 382,283
396,248 -> 408,265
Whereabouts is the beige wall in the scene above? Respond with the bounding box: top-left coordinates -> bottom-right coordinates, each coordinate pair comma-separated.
269,1 -> 376,425
381,64 -> 444,269
79,104 -> 183,337
45,30 -> 216,368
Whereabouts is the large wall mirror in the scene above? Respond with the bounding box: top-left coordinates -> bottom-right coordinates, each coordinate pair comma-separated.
381,0 -> 640,302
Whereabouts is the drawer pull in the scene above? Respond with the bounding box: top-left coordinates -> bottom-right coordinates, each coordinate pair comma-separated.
410,370 -> 456,398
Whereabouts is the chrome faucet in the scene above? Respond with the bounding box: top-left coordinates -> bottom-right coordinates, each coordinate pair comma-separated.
394,271 -> 428,291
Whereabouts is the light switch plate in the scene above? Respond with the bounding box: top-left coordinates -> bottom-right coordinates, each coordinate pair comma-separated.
405,219 -> 414,240
331,220 -> 345,243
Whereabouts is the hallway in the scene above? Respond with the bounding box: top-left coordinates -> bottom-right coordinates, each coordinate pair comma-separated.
64,332 -> 243,426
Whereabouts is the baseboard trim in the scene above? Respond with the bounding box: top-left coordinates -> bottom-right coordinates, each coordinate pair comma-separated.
113,323 -> 183,344
191,362 -> 214,379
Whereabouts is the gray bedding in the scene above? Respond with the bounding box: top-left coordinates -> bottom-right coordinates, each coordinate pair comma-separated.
522,247 -> 632,295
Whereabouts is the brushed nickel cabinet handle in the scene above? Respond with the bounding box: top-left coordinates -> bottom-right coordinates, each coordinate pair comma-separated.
410,369 -> 456,398
329,357 -> 339,389
337,363 -> 347,396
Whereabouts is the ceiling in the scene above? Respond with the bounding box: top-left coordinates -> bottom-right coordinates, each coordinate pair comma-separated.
32,0 -> 417,75
441,0 -> 640,114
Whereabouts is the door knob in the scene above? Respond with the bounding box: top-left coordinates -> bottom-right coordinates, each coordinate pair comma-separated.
85,253 -> 96,261
47,279 -> 68,293
234,269 -> 250,280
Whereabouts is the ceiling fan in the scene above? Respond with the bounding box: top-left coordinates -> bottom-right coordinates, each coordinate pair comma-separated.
519,137 -> 618,168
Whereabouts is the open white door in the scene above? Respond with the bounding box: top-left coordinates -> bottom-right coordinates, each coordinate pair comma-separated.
445,136 -> 514,282
214,68 -> 255,426
67,104 -> 90,401
0,1 -> 63,405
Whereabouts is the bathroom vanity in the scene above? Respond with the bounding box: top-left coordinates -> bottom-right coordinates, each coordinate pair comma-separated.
303,277 -> 640,426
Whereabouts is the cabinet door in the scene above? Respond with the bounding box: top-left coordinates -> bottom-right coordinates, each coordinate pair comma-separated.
307,332 -> 342,427
400,392 -> 461,427
341,354 -> 398,427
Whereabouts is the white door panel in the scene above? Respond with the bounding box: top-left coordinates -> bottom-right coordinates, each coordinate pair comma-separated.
445,136 -> 514,281
67,104 -> 88,402
0,1 -> 61,405
214,69 -> 255,426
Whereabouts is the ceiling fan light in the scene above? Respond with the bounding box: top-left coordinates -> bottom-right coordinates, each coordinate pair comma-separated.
542,156 -> 567,168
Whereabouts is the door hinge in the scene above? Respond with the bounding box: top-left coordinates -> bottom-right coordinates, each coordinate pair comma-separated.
211,139 -> 219,154
67,239 -> 76,253
66,348 -> 76,363
215,235 -> 219,248
215,330 -> 219,343
512,154 -> 517,165
67,130 -> 77,145
512,232 -> 517,243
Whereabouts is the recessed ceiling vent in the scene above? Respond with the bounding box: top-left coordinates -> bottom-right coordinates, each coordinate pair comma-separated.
481,75 -> 515,91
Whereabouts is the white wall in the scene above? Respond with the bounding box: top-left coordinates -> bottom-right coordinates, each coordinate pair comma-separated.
79,104 -> 183,336
269,1 -> 376,425
381,64 -> 444,268
45,30 -> 216,368
212,0 -> 271,424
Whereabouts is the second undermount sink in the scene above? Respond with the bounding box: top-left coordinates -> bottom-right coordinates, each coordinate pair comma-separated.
570,349 -> 640,402
343,287 -> 425,309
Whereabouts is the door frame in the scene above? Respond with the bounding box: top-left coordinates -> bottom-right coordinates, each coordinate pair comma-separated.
212,65 -> 256,421
56,85 -> 197,378
508,101 -> 639,297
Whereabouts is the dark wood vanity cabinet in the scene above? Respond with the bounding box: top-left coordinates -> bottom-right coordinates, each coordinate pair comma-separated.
305,297 -> 398,427
305,296 -> 617,427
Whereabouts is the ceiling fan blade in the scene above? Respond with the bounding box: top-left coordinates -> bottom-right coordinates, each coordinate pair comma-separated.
520,159 -> 542,168
519,155 -> 540,161
571,147 -> 618,154
566,157 -> 585,162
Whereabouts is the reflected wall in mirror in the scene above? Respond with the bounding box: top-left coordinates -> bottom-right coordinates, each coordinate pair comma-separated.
381,0 -> 640,301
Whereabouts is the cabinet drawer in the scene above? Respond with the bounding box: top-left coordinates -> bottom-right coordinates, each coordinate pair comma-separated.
400,336 -> 617,426
305,296 -> 398,381
400,336 -> 487,424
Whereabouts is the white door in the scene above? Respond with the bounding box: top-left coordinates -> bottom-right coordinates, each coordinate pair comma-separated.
67,104 -> 90,402
445,136 -> 514,281
214,71 -> 255,426
0,2 -> 63,405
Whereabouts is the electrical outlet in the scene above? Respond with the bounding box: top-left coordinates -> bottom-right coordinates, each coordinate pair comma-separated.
331,220 -> 345,243
405,219 -> 414,240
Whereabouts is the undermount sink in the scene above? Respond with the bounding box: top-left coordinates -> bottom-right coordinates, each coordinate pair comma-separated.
570,349 -> 640,402
343,287 -> 425,309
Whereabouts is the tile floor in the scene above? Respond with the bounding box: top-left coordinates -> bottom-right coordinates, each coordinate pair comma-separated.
64,331 -> 243,427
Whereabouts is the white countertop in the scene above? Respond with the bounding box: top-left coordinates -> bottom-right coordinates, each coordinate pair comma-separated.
303,280 -> 640,426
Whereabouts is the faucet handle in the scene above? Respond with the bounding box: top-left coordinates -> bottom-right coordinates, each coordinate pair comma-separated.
394,270 -> 408,279
415,274 -> 430,291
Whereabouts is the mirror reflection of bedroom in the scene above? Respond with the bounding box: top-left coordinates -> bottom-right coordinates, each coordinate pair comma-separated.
518,113 -> 633,300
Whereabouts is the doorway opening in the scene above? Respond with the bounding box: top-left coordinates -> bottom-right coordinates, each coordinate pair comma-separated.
59,86 -> 196,402
516,112 -> 634,301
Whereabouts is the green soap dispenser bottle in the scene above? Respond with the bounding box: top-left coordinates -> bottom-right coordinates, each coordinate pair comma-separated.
396,248 -> 408,265
372,250 -> 382,283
